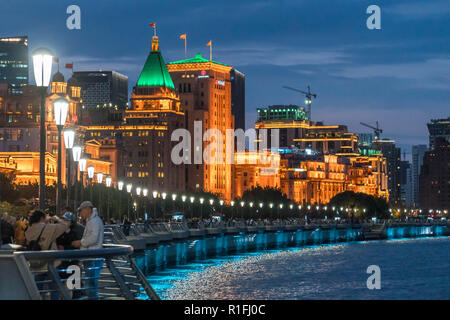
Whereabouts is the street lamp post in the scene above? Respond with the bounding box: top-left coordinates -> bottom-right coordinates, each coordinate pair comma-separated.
126,184 -> 132,219
79,158 -> 87,203
33,48 -> 53,210
97,173 -> 103,213
118,181 -> 124,220
53,97 -> 69,215
136,187 -> 142,220
72,145 -> 81,209
143,189 -> 149,220
87,165 -> 95,202
63,129 -> 75,207
105,177 -> 112,223
153,191 -> 158,219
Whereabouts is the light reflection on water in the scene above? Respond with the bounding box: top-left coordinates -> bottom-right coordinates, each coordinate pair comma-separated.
146,237 -> 450,300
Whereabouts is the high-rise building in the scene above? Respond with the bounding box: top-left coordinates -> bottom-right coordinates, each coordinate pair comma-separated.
84,36 -> 185,193
358,133 -> 375,147
72,71 -> 128,109
0,36 -> 28,94
419,137 -> 449,210
167,53 -> 234,200
255,105 -> 358,154
399,160 -> 413,207
230,68 -> 245,131
373,139 -> 401,206
427,117 -> 450,150
411,144 -> 427,207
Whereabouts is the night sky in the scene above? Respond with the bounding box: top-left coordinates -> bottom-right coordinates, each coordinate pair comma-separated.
1,0 -> 449,157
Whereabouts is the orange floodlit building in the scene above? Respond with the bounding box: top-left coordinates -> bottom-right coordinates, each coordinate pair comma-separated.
0,152 -> 57,185
0,72 -> 82,186
167,53 -> 234,201
83,35 -> 186,193
232,151 -> 281,199
346,155 -> 389,200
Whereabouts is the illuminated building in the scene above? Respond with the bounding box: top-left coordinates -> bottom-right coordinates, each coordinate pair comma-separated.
0,72 -> 82,186
345,155 -> 389,200
84,35 -> 185,193
82,139 -> 115,182
0,36 -> 28,94
232,151 -> 281,199
0,152 -> 57,185
280,154 -> 346,204
167,53 -> 234,200
72,71 -> 128,109
255,106 -> 358,154
419,137 -> 449,210
230,68 -> 245,131
411,144 -> 427,207
427,117 -> 450,150
372,139 -> 401,205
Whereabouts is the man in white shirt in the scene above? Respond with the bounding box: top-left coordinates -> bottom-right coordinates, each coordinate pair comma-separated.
72,201 -> 104,299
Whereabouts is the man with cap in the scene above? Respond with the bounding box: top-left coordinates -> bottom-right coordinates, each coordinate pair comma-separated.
71,201 -> 104,299
71,201 -> 103,250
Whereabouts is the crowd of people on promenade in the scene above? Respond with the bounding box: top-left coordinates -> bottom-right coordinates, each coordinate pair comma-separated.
0,201 -> 105,299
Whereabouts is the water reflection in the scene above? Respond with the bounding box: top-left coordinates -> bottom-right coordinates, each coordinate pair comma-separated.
134,225 -> 447,299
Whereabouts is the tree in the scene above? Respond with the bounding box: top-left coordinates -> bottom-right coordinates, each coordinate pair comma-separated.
328,191 -> 389,219
0,172 -> 17,203
236,186 -> 293,219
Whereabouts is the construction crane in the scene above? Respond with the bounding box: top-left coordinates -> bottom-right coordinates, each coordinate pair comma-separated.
282,85 -> 317,121
360,121 -> 383,141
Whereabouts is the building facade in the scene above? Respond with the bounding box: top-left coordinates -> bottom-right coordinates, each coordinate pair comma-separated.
0,36 -> 28,94
72,71 -> 128,109
372,139 -> 401,206
419,137 -> 449,210
230,68 -> 245,131
412,144 -> 427,207
0,71 -> 83,186
232,151 -> 281,199
255,106 -> 358,154
84,36 -> 185,193
167,53 -> 234,200
427,118 -> 450,150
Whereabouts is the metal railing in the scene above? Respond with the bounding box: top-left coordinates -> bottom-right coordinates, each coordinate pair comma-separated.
4,244 -> 159,300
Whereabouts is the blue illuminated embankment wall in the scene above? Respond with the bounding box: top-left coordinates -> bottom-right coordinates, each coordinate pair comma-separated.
135,224 -> 448,275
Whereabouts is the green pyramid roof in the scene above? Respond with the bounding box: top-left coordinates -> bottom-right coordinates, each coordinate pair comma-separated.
167,53 -> 230,67
136,45 -> 175,89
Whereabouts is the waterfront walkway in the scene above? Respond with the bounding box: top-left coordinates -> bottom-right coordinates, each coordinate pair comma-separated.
106,219 -> 450,251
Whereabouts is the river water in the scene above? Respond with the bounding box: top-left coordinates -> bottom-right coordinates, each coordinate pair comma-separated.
145,237 -> 450,299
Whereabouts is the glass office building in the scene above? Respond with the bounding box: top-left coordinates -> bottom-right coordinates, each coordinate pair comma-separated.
0,36 -> 28,94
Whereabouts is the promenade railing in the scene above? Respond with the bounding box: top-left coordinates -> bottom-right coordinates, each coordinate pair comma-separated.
0,244 -> 159,300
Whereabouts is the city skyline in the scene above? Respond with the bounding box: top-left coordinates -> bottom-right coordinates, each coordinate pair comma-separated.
1,0 -> 449,155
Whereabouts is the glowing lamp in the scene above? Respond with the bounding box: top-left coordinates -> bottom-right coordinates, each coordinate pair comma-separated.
32,48 -> 53,87
53,97 -> 69,127
79,159 -> 87,172
72,146 -> 81,162
96,172 -> 103,184
63,129 -> 75,149
87,166 -> 95,179
105,177 -> 112,187
118,181 -> 124,191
